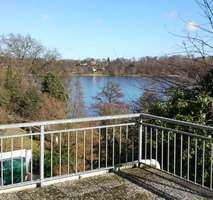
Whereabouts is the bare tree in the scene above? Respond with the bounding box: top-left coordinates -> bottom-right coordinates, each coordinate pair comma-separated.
151,0 -> 213,88
176,1 -> 213,62
93,81 -> 129,115
93,81 -> 123,104
0,33 -> 44,63
43,48 -> 61,61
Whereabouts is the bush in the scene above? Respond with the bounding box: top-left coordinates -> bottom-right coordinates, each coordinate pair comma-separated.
37,94 -> 68,120
0,108 -> 10,123
200,68 -> 213,96
4,66 -> 22,100
41,72 -> 68,102
0,87 -> 11,107
14,87 -> 41,119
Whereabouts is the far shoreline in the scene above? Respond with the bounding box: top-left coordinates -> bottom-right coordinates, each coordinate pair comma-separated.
62,72 -> 176,79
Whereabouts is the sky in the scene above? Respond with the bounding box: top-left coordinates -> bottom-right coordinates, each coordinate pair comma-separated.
0,0 -> 204,59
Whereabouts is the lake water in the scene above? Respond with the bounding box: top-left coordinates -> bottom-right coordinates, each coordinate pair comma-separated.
68,76 -> 164,116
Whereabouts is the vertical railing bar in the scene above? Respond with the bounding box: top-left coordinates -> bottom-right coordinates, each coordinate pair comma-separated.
119,126 -> 122,165
21,136 -> 24,183
167,131 -> 170,172
195,138 -> 197,183
75,131 -> 78,173
150,127 -> 152,160
106,128 -> 108,168
145,126 -> 147,161
112,127 -> 115,167
161,130 -> 164,170
91,129 -> 93,170
132,137 -> 134,163
11,137 -> 13,185
68,132 -> 70,174
126,125 -> 128,164
174,132 -> 176,175
1,138 -> 3,186
59,132 -> 62,176
210,143 -> 213,190
187,136 -> 190,181
30,134 -> 33,181
99,128 -> 101,169
155,129 -> 158,168
202,140 -> 205,187
40,125 -> 45,186
84,130 -> 86,172
139,116 -> 143,164
180,134 -> 183,178
51,133 -> 53,178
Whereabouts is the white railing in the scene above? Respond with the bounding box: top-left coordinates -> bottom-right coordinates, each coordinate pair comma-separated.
0,113 -> 212,192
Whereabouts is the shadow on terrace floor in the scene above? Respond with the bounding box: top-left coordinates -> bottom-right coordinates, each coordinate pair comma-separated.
115,166 -> 213,200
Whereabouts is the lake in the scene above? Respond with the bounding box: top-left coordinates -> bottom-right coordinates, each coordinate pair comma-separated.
68,76 -> 164,116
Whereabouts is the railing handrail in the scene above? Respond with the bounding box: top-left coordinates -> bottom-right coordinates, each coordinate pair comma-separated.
0,113 -> 140,130
0,113 -> 212,132
141,113 -> 213,132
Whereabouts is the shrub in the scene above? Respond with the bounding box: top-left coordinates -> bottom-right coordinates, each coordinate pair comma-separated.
41,72 -> 68,102
37,94 -> 68,120
0,87 -> 11,107
4,66 -> 22,102
0,108 -> 10,123
200,68 -> 213,96
14,87 -> 41,119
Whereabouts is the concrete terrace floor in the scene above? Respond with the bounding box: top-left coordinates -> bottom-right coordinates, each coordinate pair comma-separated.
1,167 -> 213,200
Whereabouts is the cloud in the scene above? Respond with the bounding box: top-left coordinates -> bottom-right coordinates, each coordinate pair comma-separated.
187,21 -> 199,32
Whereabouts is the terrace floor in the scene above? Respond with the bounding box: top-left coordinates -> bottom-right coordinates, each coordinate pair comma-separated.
1,167 -> 213,200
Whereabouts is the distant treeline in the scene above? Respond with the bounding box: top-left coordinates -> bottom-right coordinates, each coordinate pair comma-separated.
1,55 -> 213,87
50,56 -> 213,80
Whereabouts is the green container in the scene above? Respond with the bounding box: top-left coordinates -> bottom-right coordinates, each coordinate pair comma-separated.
1,158 -> 27,185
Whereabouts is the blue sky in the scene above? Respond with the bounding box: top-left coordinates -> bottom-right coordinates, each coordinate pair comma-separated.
0,0 -> 203,59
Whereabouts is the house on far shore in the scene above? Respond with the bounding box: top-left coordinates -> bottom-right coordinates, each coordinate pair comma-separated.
79,59 -> 97,67
90,60 -> 97,66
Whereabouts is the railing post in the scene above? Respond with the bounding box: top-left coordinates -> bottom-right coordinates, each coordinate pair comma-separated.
40,125 -> 45,186
138,115 -> 143,165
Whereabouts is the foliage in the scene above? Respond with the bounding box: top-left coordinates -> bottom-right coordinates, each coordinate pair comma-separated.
0,108 -> 11,123
37,94 -> 68,120
0,87 -> 11,107
41,72 -> 68,102
4,66 -> 22,103
147,68 -> 213,126
132,90 -> 159,113
151,88 -> 211,124
200,68 -> 213,97
14,86 -> 41,119
0,64 -> 69,123
133,68 -> 213,187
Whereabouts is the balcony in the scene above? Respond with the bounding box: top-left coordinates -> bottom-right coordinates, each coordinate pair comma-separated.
0,113 -> 213,199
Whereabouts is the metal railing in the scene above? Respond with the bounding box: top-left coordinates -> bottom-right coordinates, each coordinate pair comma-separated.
0,114 -> 140,191
140,113 -> 213,191
0,113 -> 212,192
